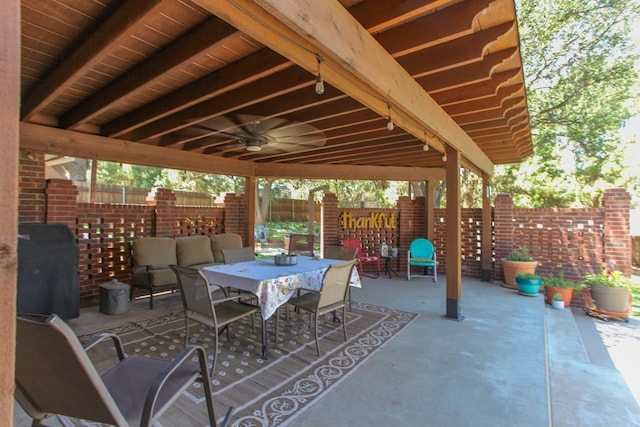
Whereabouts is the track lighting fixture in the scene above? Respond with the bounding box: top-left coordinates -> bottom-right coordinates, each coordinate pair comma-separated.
386,103 -> 394,131
315,56 -> 325,95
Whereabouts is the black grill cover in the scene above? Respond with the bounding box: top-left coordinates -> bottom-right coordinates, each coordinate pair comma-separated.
17,224 -> 80,319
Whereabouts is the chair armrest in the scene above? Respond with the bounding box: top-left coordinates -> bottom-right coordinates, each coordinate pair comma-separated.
141,344 -> 235,427
83,332 -> 126,361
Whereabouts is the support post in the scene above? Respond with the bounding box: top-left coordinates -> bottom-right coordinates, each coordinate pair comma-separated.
481,173 -> 493,282
245,177 -> 257,248
444,144 -> 463,321
0,0 -> 20,422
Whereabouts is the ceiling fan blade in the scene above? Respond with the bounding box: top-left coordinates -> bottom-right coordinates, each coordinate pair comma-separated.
266,122 -> 324,139
234,115 -> 289,135
271,135 -> 326,146
198,116 -> 248,137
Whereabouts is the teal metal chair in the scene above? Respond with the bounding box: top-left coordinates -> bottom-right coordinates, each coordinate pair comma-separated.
407,238 -> 437,282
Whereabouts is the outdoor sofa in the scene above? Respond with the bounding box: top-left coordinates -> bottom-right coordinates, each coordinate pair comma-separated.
129,233 -> 243,308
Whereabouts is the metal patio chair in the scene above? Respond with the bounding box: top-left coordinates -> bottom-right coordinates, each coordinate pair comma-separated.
15,313 -> 232,427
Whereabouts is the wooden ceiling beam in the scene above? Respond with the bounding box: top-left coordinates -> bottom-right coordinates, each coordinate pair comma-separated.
103,49 -> 292,137
62,17 -> 237,129
255,162 -> 446,181
444,84 -> 523,115
397,23 -> 514,76
418,48 -> 517,92
126,67 -> 315,141
371,0 -> 492,55
432,70 -> 519,105
20,123 -> 254,176
348,0 -> 456,34
21,0 -> 169,121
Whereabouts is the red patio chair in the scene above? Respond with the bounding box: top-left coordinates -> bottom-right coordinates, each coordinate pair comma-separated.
343,238 -> 380,278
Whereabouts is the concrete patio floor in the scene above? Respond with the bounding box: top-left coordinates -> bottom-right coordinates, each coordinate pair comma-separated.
14,274 -> 640,426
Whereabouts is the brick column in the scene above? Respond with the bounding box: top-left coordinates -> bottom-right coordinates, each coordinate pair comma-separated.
45,179 -> 79,229
601,188 -> 631,276
223,193 -> 247,242
397,196 -> 415,273
18,150 -> 46,224
493,193 -> 514,283
321,192 -> 339,247
146,188 -> 176,237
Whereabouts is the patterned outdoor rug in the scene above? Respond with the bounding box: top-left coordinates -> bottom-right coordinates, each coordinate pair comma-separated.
72,301 -> 418,427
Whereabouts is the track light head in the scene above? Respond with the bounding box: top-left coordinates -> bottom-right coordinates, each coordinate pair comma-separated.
315,56 -> 325,95
315,75 -> 325,95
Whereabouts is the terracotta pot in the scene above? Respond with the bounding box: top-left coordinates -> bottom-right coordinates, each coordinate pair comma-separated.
543,286 -> 574,307
590,285 -> 631,313
501,260 -> 538,289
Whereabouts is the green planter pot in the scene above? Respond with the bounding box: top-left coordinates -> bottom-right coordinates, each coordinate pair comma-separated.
590,285 -> 631,313
515,276 -> 542,296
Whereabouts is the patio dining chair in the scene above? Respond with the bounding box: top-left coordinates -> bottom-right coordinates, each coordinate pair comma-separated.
170,265 -> 261,375
324,244 -> 359,311
15,313 -> 232,427
407,238 -> 438,282
221,247 -> 256,263
288,233 -> 315,256
277,259 -> 358,356
343,238 -> 380,278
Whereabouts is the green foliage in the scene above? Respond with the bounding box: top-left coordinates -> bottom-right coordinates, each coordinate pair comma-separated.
494,0 -> 640,208
583,269 -> 634,290
506,247 -> 534,261
96,161 -> 240,194
516,272 -> 541,279
542,273 -> 582,290
553,292 -> 564,301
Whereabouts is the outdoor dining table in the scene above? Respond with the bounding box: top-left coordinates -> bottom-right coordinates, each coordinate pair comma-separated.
201,256 -> 361,358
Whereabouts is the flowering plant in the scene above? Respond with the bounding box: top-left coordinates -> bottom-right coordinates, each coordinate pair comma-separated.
583,269 -> 633,291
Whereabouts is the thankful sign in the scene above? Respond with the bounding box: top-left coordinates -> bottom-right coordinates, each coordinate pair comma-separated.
340,212 -> 397,229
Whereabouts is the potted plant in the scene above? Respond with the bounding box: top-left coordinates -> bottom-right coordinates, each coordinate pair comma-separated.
502,247 -> 537,289
515,272 -> 542,296
551,292 -> 564,309
583,269 -> 633,314
542,272 -> 582,307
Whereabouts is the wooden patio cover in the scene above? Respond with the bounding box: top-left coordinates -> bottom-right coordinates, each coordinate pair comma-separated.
19,0 -> 531,181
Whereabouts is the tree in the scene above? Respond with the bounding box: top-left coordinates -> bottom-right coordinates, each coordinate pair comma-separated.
493,0 -> 640,207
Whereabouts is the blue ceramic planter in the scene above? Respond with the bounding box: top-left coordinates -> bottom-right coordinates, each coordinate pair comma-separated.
515,277 -> 542,296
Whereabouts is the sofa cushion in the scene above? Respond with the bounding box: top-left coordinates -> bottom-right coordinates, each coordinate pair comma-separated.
176,235 -> 215,267
132,237 -> 177,268
210,233 -> 243,263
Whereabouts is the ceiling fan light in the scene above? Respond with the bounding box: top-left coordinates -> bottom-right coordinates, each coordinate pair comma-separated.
244,140 -> 262,151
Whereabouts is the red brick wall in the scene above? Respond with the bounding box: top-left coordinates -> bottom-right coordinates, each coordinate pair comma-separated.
18,151 -> 45,223
17,151 -> 632,305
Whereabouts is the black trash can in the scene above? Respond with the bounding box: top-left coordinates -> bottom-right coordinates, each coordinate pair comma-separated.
99,280 -> 130,315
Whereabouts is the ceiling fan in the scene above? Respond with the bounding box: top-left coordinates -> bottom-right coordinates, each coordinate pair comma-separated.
197,114 -> 326,153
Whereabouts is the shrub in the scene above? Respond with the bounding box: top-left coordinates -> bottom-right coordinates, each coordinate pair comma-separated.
506,247 -> 533,262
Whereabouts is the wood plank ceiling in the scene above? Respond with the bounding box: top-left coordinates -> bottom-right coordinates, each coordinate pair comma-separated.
19,0 -> 531,180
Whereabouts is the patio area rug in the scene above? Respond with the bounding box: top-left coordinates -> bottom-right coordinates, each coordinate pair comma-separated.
71,301 -> 418,427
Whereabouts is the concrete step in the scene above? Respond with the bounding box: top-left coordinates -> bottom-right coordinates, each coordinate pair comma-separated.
546,305 -> 640,426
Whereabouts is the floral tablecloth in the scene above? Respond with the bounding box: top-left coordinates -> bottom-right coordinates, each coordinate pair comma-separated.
201,256 -> 361,319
